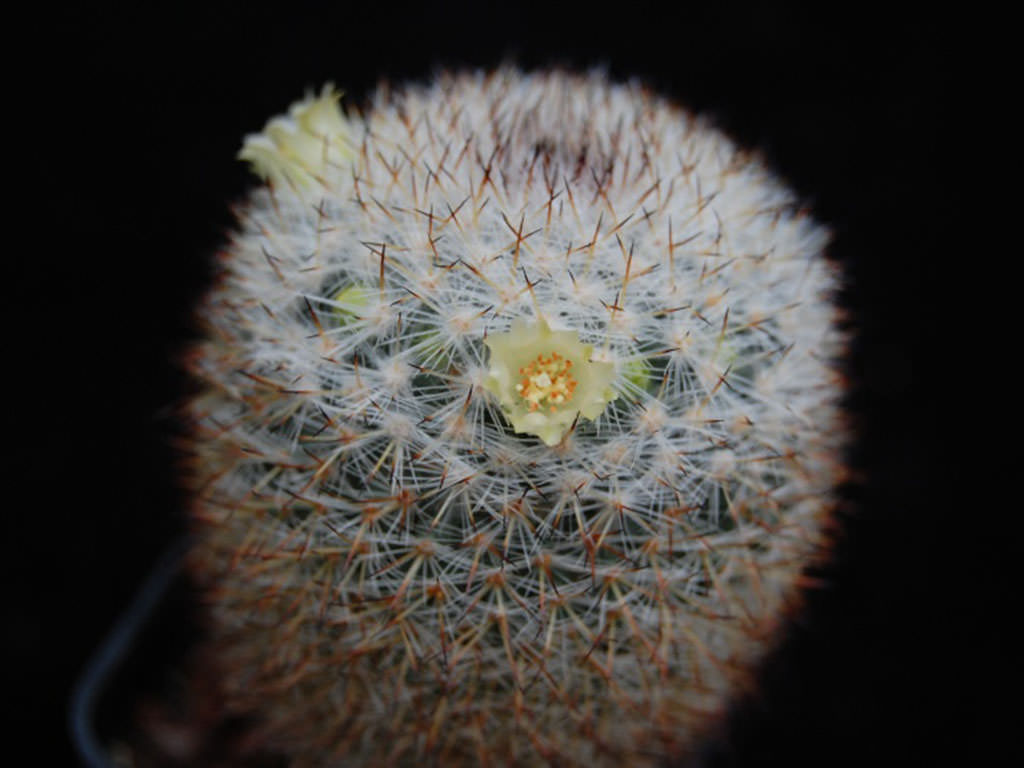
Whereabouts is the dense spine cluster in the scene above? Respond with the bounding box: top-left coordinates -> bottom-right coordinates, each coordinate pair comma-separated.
186,69 -> 846,766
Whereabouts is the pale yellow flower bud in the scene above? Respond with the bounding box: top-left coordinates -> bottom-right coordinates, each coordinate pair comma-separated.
237,84 -> 352,190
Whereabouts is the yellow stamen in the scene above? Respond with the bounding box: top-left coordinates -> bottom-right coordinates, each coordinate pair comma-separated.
515,351 -> 578,412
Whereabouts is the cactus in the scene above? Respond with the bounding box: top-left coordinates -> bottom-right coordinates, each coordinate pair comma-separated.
185,69 -> 846,767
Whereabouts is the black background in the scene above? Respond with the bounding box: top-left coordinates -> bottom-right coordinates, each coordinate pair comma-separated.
12,4 -> 992,766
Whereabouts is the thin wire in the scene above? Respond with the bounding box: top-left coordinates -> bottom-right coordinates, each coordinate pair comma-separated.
68,537 -> 190,768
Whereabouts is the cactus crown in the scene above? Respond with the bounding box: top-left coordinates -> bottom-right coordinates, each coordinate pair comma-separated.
187,69 -> 845,766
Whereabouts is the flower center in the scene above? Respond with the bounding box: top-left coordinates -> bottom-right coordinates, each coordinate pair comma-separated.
516,352 -> 577,412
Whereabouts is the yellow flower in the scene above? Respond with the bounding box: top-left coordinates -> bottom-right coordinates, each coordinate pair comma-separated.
484,318 -> 617,446
238,84 -> 353,189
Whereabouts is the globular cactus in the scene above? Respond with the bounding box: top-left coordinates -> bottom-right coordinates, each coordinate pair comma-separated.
185,68 -> 846,767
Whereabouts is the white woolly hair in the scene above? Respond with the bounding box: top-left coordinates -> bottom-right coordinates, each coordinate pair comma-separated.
187,68 -> 846,767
